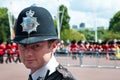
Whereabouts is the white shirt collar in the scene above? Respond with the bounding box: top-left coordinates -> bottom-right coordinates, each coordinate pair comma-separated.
31,55 -> 59,80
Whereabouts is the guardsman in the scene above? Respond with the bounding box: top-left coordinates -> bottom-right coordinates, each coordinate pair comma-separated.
0,40 -> 5,63
5,41 -> 15,63
70,39 -> 79,60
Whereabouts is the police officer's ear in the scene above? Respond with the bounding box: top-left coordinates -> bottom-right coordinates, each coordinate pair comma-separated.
48,40 -> 58,49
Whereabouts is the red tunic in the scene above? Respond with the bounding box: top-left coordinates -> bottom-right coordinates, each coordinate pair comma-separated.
0,44 -> 6,55
70,44 -> 78,52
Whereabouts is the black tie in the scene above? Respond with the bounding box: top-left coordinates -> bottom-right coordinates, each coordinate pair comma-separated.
28,75 -> 33,80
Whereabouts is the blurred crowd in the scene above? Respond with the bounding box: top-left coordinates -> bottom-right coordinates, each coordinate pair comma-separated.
0,40 -> 21,64
0,39 -> 120,64
56,39 -> 120,60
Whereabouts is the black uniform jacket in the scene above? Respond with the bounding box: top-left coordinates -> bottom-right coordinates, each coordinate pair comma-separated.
37,64 -> 76,80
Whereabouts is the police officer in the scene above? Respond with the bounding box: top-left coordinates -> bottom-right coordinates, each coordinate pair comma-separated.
13,6 -> 75,80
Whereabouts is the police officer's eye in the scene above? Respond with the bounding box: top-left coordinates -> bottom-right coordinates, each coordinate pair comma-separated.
34,44 -> 40,48
31,44 -> 43,49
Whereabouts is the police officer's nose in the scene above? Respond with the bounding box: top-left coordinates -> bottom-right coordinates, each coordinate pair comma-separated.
24,46 -> 34,57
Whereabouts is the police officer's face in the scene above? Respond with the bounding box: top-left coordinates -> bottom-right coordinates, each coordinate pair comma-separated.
18,40 -> 57,73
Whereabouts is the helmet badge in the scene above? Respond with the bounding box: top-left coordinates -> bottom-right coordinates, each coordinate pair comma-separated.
21,10 -> 40,34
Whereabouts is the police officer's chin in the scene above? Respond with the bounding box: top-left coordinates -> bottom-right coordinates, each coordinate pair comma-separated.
24,60 -> 42,72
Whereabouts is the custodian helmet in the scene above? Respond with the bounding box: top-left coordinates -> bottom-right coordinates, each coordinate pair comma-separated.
13,6 -> 58,44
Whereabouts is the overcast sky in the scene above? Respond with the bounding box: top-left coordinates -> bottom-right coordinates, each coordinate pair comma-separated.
0,0 -> 120,29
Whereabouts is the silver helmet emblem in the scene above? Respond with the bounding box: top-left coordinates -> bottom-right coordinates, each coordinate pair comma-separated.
21,10 -> 40,34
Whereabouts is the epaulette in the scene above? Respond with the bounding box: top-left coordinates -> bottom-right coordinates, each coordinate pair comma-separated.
56,64 -> 76,80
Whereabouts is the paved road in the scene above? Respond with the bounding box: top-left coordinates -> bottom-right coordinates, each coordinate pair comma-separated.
0,62 -> 120,80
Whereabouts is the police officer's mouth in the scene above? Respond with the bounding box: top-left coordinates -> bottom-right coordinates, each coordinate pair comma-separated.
25,59 -> 36,63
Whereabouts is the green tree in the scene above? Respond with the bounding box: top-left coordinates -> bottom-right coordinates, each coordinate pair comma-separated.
109,11 -> 120,32
78,29 -> 94,41
102,31 -> 120,41
54,5 -> 86,42
107,10 -> 120,40
59,5 -> 70,31
97,29 -> 107,40
0,8 -> 10,41
78,29 -> 110,42
61,29 -> 86,42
